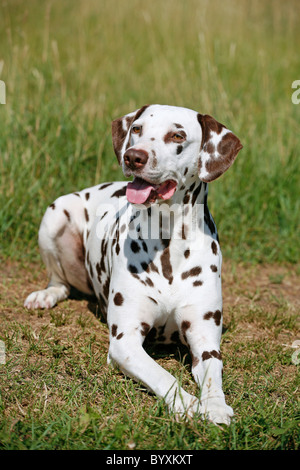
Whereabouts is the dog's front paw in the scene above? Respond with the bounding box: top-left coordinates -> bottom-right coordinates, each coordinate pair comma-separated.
167,390 -> 201,419
201,397 -> 234,425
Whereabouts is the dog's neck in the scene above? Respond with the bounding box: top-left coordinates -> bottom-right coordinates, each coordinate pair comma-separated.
167,176 -> 207,208
129,178 -> 208,245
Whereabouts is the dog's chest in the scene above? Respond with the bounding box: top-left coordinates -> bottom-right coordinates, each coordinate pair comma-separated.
84,186 -> 219,318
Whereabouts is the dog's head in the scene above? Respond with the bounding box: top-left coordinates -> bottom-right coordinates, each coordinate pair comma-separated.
112,104 -> 242,205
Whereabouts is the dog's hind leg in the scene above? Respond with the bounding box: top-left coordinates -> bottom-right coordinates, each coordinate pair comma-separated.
24,193 -> 93,309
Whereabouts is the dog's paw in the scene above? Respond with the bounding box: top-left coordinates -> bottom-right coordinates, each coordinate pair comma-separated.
201,398 -> 234,425
167,391 -> 201,419
24,290 -> 58,309
24,285 -> 69,309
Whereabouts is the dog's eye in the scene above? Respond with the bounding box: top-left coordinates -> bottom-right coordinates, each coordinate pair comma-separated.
172,133 -> 185,142
132,126 -> 142,134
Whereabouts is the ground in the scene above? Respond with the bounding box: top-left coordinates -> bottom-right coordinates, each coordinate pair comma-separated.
0,260 -> 299,450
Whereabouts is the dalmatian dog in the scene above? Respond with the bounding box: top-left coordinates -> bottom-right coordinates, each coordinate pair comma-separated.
24,104 -> 242,425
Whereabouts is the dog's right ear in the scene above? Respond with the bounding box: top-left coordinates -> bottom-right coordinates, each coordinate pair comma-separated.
111,105 -> 149,164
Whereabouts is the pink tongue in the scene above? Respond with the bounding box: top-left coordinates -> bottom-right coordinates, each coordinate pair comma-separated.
126,178 -> 155,204
126,178 -> 177,204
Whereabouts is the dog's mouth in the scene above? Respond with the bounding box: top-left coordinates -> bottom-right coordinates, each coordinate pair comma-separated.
126,177 -> 177,204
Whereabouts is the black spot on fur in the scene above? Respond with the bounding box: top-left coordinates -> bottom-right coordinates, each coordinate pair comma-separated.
128,264 -> 138,274
131,240 -> 140,253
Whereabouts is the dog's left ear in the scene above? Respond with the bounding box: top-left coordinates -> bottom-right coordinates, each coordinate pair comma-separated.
197,114 -> 243,182
112,105 -> 149,164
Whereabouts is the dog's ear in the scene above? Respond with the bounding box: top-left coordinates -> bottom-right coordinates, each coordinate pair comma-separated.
197,114 -> 243,182
112,105 -> 149,163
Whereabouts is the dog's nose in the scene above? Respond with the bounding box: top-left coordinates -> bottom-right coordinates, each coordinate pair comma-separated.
124,148 -> 149,170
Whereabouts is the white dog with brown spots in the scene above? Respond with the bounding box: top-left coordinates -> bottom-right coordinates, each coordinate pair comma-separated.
25,104 -> 242,425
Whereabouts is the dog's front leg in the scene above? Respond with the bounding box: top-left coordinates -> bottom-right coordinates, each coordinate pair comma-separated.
107,307 -> 199,418
179,303 -> 233,425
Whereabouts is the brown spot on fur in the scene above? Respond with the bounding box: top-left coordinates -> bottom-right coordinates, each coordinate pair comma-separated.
111,186 -> 127,198
85,192 -> 90,200
84,208 -> 89,222
210,264 -> 218,272
202,350 -> 222,361
181,320 -> 191,344
211,241 -> 218,255
203,309 -> 222,326
111,324 -> 118,337
103,277 -> 110,300
193,280 -> 203,286
63,209 -> 71,221
184,249 -> 190,258
50,203 -> 55,210
160,246 -> 173,284
114,292 -> 124,306
192,355 -> 200,367
183,193 -> 190,204
181,266 -> 202,280
116,332 -> 124,340
148,296 -> 158,304
98,183 -> 113,190
177,145 -> 183,155
145,277 -> 154,287
181,320 -> 191,334
181,223 -> 188,240
141,322 -> 151,336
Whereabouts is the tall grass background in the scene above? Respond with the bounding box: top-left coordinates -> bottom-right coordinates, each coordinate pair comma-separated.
0,0 -> 299,263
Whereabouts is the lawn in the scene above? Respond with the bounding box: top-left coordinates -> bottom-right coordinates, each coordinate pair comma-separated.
0,0 -> 299,450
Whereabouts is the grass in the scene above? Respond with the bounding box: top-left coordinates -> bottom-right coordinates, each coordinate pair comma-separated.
0,0 -> 299,451
0,0 -> 299,263
0,262 -> 299,450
